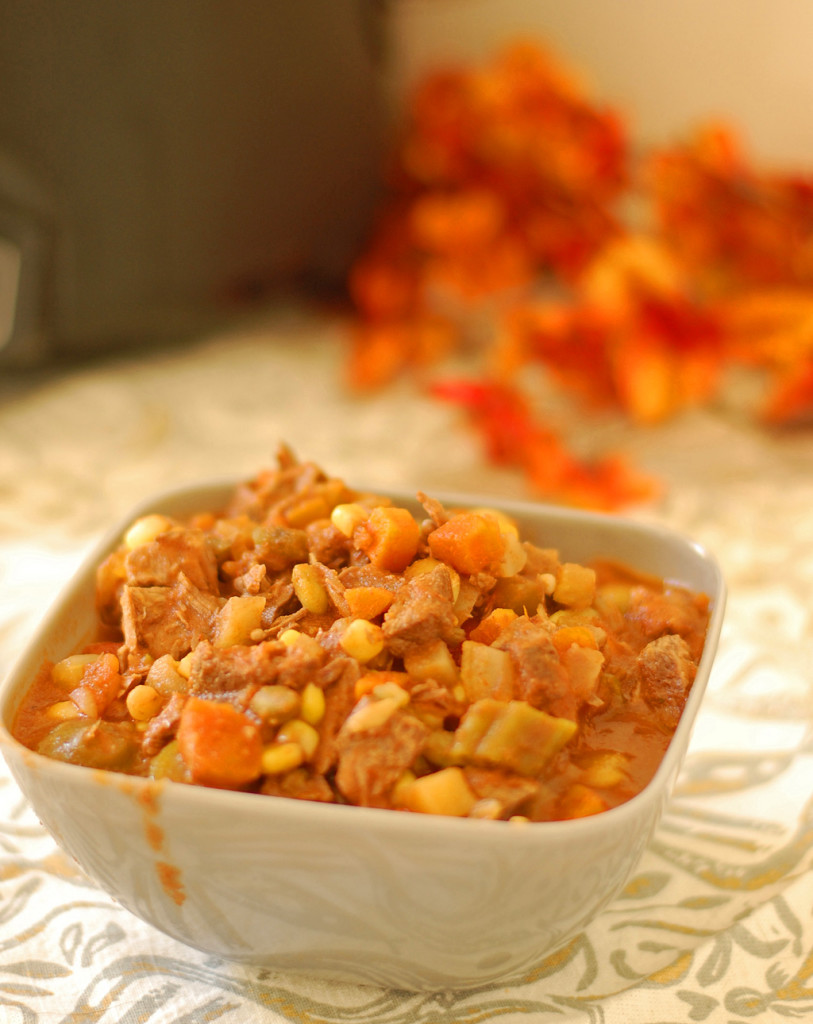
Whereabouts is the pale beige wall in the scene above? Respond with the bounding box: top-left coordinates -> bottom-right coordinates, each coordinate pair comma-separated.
388,0 -> 813,166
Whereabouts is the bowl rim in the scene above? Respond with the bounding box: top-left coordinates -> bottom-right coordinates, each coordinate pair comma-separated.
0,476 -> 727,840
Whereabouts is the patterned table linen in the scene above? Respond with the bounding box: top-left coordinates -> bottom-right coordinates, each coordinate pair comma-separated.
1,316 -> 811,1023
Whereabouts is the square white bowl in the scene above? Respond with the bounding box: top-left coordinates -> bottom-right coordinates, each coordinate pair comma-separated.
0,480 -> 725,990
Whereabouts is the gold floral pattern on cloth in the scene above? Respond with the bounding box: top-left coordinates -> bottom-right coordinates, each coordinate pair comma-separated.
1,318 -> 812,1022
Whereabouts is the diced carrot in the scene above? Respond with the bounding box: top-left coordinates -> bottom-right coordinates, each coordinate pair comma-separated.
354,506 -> 420,573
551,625 -> 598,655
345,585 -> 396,620
176,696 -> 263,790
427,511 -> 505,575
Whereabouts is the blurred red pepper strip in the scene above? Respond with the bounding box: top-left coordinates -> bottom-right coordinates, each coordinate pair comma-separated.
429,378 -> 659,510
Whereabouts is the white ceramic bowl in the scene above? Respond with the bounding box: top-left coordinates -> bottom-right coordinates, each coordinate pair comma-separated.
0,481 -> 725,991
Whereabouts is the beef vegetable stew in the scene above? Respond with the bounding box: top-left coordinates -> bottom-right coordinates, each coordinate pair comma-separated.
13,449 -> 710,822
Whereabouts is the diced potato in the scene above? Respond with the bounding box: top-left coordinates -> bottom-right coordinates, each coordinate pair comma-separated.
400,766 -> 477,817
459,641 -> 514,702
495,531 -> 528,578
579,751 -> 629,789
452,699 -> 577,776
561,645 -> 605,699
52,654 -> 103,691
403,639 -> 458,688
213,595 -> 266,648
553,563 -> 596,610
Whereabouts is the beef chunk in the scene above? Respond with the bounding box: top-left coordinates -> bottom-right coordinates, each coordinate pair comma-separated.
628,586 -> 709,660
141,692 -> 186,757
637,634 -> 696,730
493,617 -> 575,718
125,528 -> 220,594
120,573 -> 221,674
335,708 -> 428,808
188,639 -> 286,695
382,565 -> 459,657
464,766 -> 540,818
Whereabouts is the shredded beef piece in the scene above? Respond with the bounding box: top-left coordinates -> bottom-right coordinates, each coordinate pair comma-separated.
120,573 -> 221,674
259,579 -> 297,626
225,454 -> 323,521
338,565 -> 402,592
493,617 -> 576,718
312,657 -> 360,775
382,565 -> 459,657
306,519 -> 352,569
464,767 -> 540,818
125,528 -> 220,594
260,768 -> 335,803
408,680 -> 465,725
275,641 -> 328,691
417,491 -> 448,527
232,563 -> 267,596
636,634 -> 696,730
141,692 -> 186,757
335,710 -> 428,808
310,563 -> 350,617
188,639 -> 286,695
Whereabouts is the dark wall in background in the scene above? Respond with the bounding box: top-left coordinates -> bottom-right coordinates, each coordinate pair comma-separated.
0,1 -> 388,366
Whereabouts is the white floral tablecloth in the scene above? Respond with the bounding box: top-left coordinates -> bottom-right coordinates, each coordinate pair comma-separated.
1,311 -> 812,1023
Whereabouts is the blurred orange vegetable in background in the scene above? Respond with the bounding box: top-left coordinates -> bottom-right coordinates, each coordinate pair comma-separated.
344,40 -> 813,508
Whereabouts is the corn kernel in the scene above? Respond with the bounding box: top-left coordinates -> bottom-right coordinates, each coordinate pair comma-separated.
340,618 -> 385,663
300,683 -> 326,726
126,684 -> 163,722
330,502 -> 369,538
123,513 -> 175,550
261,742 -> 304,775
276,719 -> 320,760
291,563 -> 329,615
